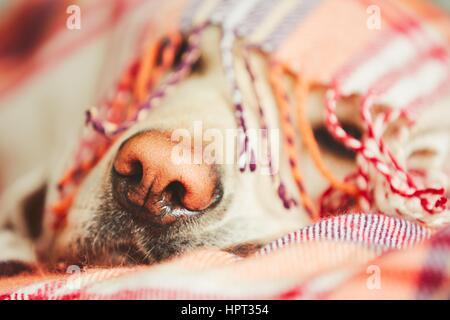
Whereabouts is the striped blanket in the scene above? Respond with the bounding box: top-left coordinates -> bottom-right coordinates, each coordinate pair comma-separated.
1,213 -> 449,300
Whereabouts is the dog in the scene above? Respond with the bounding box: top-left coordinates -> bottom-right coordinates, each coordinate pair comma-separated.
0,0 -> 449,273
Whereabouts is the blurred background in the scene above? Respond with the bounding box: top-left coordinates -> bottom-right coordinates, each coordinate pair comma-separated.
0,0 -> 169,195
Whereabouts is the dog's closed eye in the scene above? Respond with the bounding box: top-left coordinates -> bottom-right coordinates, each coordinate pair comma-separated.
156,34 -> 204,73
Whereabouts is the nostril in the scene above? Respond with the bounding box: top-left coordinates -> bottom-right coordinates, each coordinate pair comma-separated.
114,160 -> 143,185
163,181 -> 187,208
111,162 -> 144,213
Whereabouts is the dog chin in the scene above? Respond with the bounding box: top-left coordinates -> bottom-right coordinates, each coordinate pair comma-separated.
40,194 -> 240,267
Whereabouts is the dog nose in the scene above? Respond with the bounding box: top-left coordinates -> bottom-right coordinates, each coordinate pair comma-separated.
112,131 -> 221,224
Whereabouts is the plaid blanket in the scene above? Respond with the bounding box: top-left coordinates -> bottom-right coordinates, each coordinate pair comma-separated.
1,213 -> 449,300
1,0 -> 450,300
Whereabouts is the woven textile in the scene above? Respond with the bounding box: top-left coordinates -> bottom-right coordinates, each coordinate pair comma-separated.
1,0 -> 449,300
2,213 -> 450,300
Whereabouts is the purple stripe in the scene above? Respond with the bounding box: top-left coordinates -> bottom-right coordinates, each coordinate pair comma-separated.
257,213 -> 432,255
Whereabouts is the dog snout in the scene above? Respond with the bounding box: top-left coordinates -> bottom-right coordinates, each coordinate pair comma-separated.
112,130 -> 221,224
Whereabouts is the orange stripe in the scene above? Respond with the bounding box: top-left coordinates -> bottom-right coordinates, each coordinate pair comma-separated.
134,40 -> 160,102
